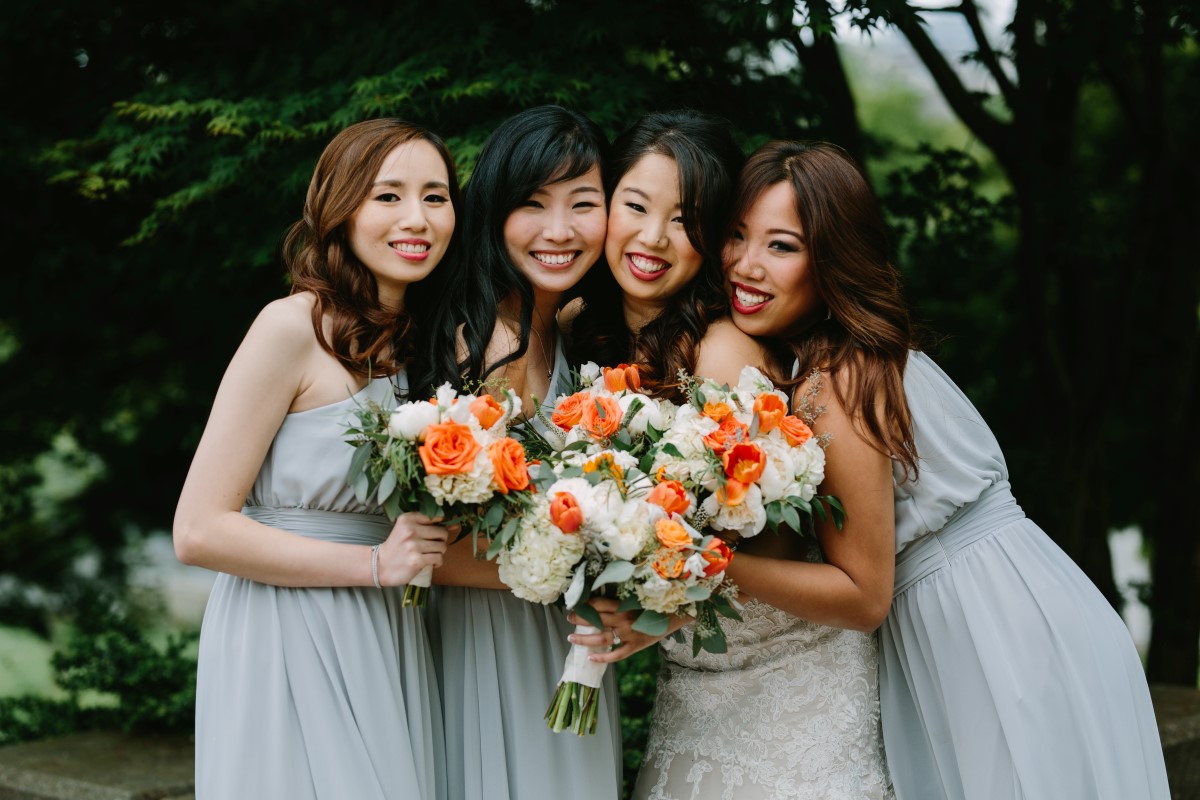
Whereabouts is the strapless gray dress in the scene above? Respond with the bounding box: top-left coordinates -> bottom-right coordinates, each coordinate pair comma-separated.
194,376 -> 446,800
880,352 -> 1169,799
425,336 -> 622,800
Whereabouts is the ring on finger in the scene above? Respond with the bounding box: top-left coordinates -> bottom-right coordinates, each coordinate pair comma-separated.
611,629 -> 622,648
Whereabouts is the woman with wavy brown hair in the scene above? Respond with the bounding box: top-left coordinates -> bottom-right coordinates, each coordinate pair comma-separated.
714,139 -> 1168,800
174,118 -> 462,799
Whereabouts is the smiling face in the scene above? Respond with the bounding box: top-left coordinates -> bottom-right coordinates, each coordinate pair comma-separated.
501,166 -> 606,304
346,138 -> 455,310
604,153 -> 704,329
724,180 -> 820,338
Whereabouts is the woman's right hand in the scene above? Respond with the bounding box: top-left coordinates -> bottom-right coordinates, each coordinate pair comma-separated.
375,512 -> 450,586
567,597 -> 691,664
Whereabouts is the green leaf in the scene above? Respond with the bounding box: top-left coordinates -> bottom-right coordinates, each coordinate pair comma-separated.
347,441 -> 373,484
351,471 -> 371,504
572,602 -> 603,630
384,489 -> 402,521
685,585 -> 711,601
765,500 -> 783,532
617,595 -> 642,613
419,493 -> 440,519
376,468 -> 397,504
632,610 -> 669,636
782,503 -> 802,534
483,502 -> 505,529
660,443 -> 683,459
592,560 -> 634,589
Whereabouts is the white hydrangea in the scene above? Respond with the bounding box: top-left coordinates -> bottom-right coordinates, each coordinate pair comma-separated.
498,501 -> 585,604
423,448 -> 496,505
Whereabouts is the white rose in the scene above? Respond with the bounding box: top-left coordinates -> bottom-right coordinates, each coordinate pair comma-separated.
387,401 -> 441,441
618,393 -> 663,435
579,362 -> 601,386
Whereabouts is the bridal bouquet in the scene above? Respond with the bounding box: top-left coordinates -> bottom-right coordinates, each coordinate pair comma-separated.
344,382 -> 535,607
650,365 -> 845,545
493,363 -> 739,734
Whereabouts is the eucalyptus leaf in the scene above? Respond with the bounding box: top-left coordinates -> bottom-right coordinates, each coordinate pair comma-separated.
632,610 -> 670,636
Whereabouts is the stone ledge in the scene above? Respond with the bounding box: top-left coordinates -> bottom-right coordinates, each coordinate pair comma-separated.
0,730 -> 193,800
1152,684 -> 1200,799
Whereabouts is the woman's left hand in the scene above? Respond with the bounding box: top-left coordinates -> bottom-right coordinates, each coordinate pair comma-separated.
567,597 -> 686,663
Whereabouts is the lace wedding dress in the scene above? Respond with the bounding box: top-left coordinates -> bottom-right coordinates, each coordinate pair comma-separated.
632,589 -> 893,799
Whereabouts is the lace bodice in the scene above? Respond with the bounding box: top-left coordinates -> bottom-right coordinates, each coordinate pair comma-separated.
635,600 -> 893,800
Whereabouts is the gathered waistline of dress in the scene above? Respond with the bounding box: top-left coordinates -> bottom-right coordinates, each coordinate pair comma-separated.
242,505 -> 390,545
893,480 -> 1025,597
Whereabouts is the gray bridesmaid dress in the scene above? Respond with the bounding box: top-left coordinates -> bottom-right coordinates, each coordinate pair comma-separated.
880,352 -> 1169,800
194,376 -> 446,800
425,336 -> 622,800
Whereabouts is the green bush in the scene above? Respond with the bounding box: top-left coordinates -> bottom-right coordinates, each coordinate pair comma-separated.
616,646 -> 662,798
0,597 -> 197,746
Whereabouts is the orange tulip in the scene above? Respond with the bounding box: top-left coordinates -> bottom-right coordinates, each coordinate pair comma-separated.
717,479 -> 748,507
723,442 -> 766,484
646,480 -> 691,516
700,539 -> 733,576
753,393 -> 787,433
470,395 -> 505,429
602,363 -> 642,392
549,492 -> 584,533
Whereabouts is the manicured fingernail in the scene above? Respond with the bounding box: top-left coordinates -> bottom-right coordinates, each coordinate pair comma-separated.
567,635 -> 577,643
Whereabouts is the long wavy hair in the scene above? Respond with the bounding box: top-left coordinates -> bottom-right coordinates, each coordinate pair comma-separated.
569,109 -> 744,401
733,140 -> 919,476
284,118 -> 462,397
431,105 -> 609,389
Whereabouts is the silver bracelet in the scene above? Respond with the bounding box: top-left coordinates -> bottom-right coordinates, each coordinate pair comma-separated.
371,544 -> 382,589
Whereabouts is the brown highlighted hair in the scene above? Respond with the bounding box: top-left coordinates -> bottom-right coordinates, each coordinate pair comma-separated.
733,140 -> 919,476
283,118 -> 461,388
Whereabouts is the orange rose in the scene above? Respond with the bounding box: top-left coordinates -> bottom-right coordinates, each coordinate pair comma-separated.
700,539 -> 733,576
717,479 -> 748,507
581,395 -> 622,439
779,415 -> 813,446
488,437 -> 530,494
753,393 -> 787,433
655,518 -> 692,550
549,492 -> 584,533
702,400 -> 732,422
418,422 -> 482,475
723,442 -> 766,484
703,415 -> 749,455
551,391 -> 589,430
651,548 -> 686,579
470,395 -> 505,429
646,480 -> 691,516
603,363 -> 641,392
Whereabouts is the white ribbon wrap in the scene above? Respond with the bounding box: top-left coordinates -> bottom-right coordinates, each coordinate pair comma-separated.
408,564 -> 433,590
558,624 -> 609,689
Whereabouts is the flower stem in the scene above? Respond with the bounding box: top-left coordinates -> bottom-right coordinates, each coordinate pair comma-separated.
401,584 -> 427,608
545,681 -> 599,735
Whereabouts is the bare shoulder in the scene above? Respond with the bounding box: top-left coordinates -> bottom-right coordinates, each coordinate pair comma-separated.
250,292 -> 318,350
694,317 -> 769,386
483,316 -> 522,371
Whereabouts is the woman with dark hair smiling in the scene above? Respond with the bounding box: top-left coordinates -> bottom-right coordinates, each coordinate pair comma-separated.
715,139 -> 1168,800
424,105 -> 622,800
570,111 -> 895,799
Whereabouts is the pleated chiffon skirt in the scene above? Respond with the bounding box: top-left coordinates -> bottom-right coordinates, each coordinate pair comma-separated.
879,485 -> 1170,800
427,586 -> 622,800
195,507 -> 446,800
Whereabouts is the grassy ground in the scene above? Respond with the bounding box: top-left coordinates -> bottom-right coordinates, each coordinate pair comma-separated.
0,625 -> 61,698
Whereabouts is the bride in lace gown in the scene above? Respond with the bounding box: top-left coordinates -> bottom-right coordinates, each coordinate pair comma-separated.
568,111 -> 894,800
